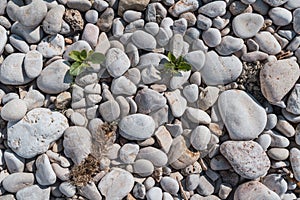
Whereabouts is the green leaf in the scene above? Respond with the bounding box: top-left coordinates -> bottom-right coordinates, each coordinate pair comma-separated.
168,52 -> 176,63
177,62 -> 192,71
80,49 -> 88,60
86,52 -> 105,64
70,62 -> 84,76
176,55 -> 184,66
69,51 -> 82,62
164,62 -> 175,70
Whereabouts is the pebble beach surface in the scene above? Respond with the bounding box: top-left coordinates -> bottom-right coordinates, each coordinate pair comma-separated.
0,0 -> 300,199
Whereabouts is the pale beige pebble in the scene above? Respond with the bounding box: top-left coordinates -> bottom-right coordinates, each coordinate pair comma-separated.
234,181 -> 281,200
275,116 -> 295,137
260,59 -> 300,105
154,126 -> 173,153
267,148 -> 289,161
290,147 -> 300,181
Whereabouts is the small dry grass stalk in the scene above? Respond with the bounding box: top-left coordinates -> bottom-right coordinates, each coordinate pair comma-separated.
69,154 -> 100,187
69,122 -> 117,186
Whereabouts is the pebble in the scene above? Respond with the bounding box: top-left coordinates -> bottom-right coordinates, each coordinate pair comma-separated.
220,140 -> 270,179
198,1 -> 226,18
267,148 -> 289,161
16,185 -> 51,200
105,48 -> 130,78
24,50 -> 43,79
51,163 -> 69,181
137,147 -> 168,167
63,126 -> 91,165
287,84 -> 300,115
263,0 -> 288,7
267,130 -> 290,148
132,182 -> 146,199
37,59 -> 72,94
111,76 -> 137,96
275,116 -> 295,137
183,84 -> 198,103
196,14 -> 212,30
262,174 -> 288,197
0,53 -> 32,85
168,0 -> 199,17
0,1 -> 7,15
234,181 -> 280,200
67,0 -> 92,12
9,34 -> 29,53
190,125 -> 211,151
256,134 -> 272,151
290,148 -> 300,181
70,112 -> 86,126
98,168 -> 134,199
269,7 -> 292,26
216,36 -> 244,56
2,173 -> 34,193
37,34 -> 65,58
85,10 -> 99,24
165,89 -> 187,118
254,31 -> 281,55
160,177 -> 179,195
294,9 -> 300,34
135,88 -> 166,114
35,154 -> 56,186
82,23 -> 99,48
133,159 -> 154,177
260,59 -> 300,104
78,182 -> 102,200
99,100 -> 120,122
11,22 -> 43,44
4,150 -> 25,173
217,90 -> 267,140
219,183 -> 232,199
141,66 -> 161,84
59,182 -> 76,197
0,25 -> 7,53
119,114 -> 155,140
7,108 -> 68,159
265,113 -> 277,130
146,187 -> 163,200
180,12 -> 197,27
43,5 -> 65,35
123,10 -> 142,23
186,174 -> 200,191
131,30 -> 157,51
15,0 -> 47,28
119,143 -> 139,164
1,99 -> 27,121
198,86 -> 220,111
201,51 -> 243,86
144,22 -> 160,36
203,28 -> 222,48
93,0 -> 109,12
232,13 -> 264,38
185,107 -> 211,124
197,175 -> 214,196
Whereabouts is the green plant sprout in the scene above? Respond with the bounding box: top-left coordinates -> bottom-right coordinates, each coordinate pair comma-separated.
164,52 -> 192,75
69,49 -> 105,76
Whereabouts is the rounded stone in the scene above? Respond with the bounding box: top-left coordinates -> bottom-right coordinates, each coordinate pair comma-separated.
198,1 -> 226,18
133,159 -> 154,177
201,51 -> 243,86
37,59 -> 72,94
119,114 -> 156,140
202,28 -> 221,47
24,50 -> 43,79
0,53 -> 32,85
260,59 -> 300,104
234,181 -> 280,200
262,174 -> 287,197
37,34 -> 65,58
2,173 -> 35,193
16,185 -> 50,200
232,13 -> 264,38
146,187 -> 163,200
254,31 -> 281,55
184,50 -> 206,71
98,168 -> 134,200
160,177 -> 179,195
217,90 -> 267,140
1,99 -> 27,121
7,108 -> 69,159
99,100 -> 120,122
63,127 -> 92,165
35,154 -> 57,186
119,143 -> 139,164
136,147 -> 168,167
131,30 -> 156,51
216,36 -> 244,56
220,141 -> 270,179
190,125 -> 212,151
269,7 -> 292,26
